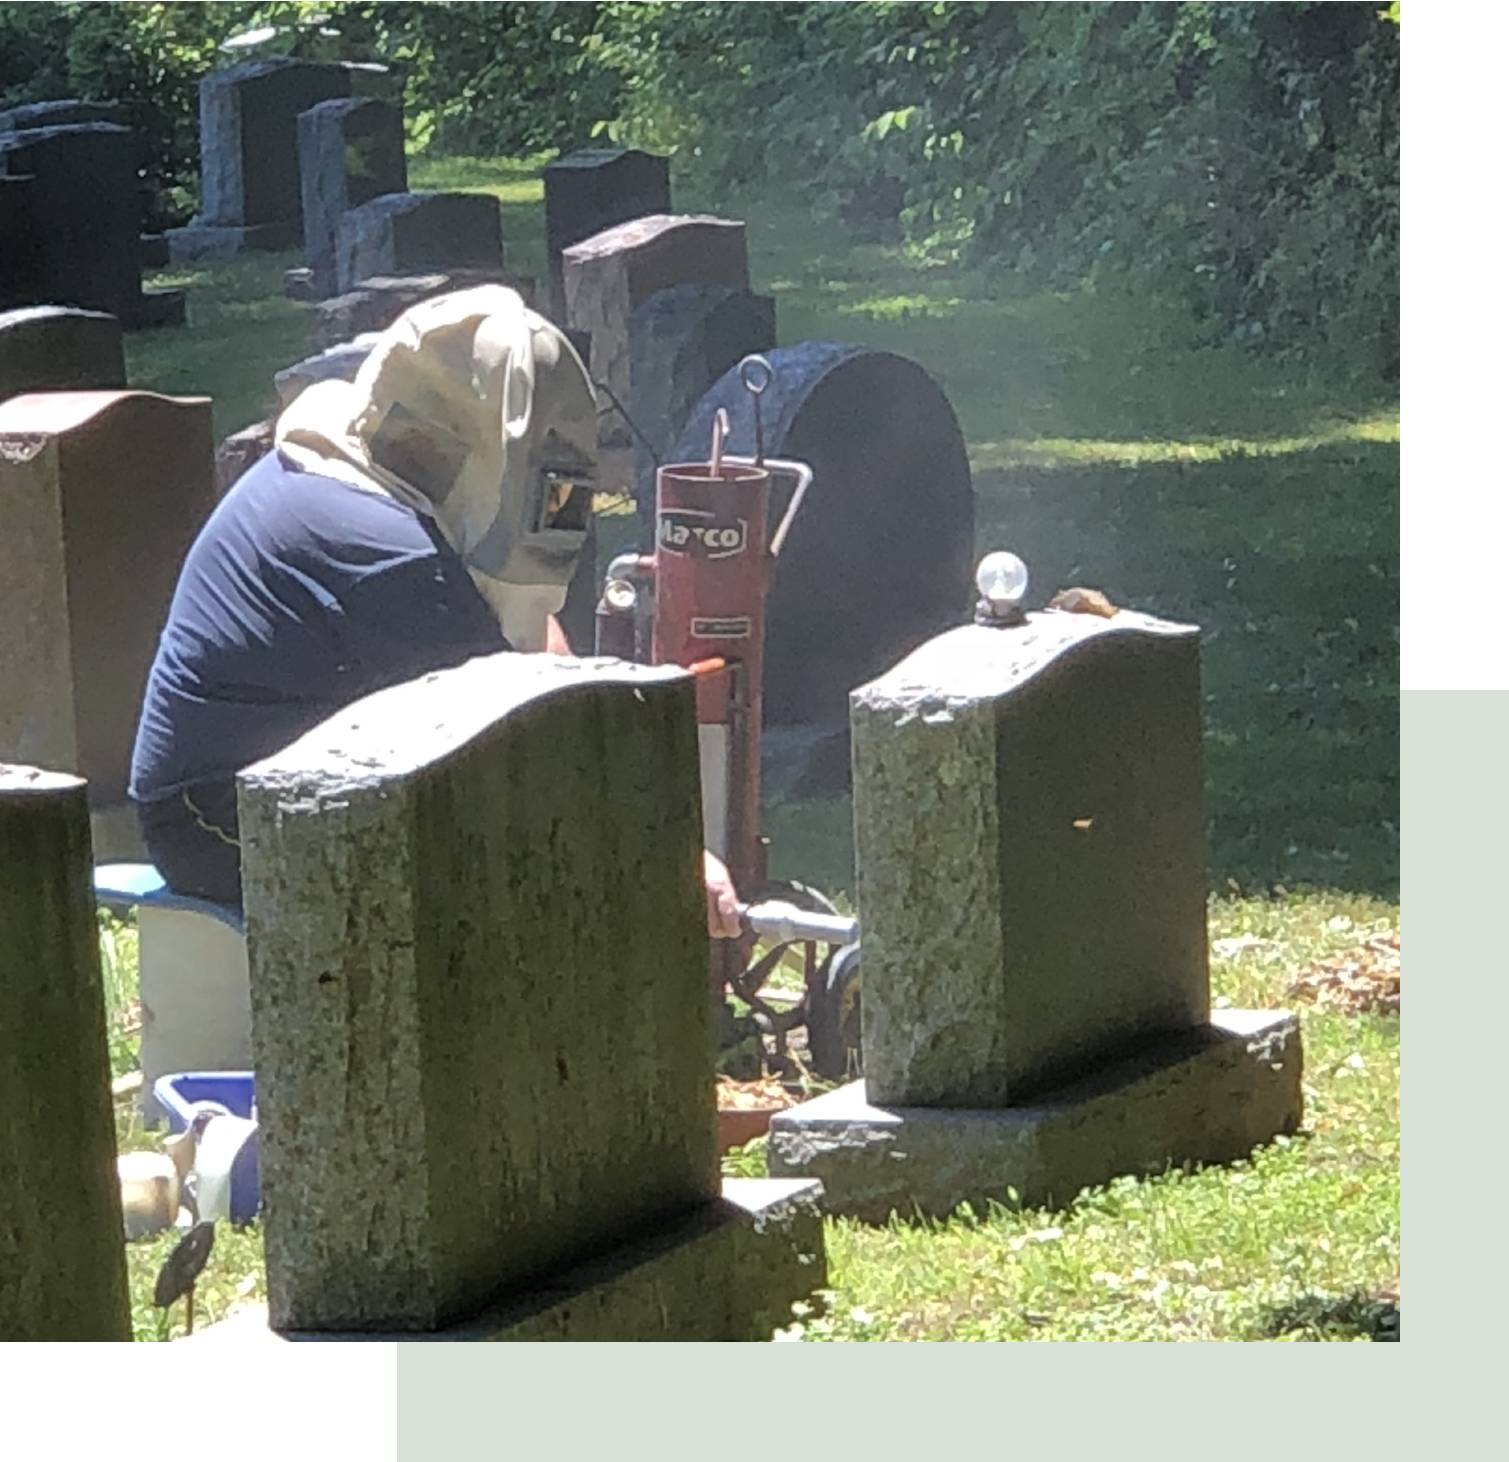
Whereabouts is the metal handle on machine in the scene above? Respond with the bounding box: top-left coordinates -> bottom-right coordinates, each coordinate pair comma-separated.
714,453 -> 813,559
738,899 -> 859,946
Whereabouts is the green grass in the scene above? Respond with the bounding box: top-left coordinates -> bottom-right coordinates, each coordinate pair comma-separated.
107,152 -> 1397,1341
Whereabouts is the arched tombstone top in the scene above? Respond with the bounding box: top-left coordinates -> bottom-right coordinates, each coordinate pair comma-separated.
673,343 -> 975,730
0,99 -> 129,133
0,306 -> 125,401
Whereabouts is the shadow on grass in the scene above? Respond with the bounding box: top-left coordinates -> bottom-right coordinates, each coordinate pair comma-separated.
1258,1290 -> 1400,1342
763,437 -> 1397,905
989,438 -> 1398,899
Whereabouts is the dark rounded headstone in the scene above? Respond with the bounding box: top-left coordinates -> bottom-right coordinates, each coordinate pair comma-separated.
0,306 -> 125,401
674,343 -> 975,727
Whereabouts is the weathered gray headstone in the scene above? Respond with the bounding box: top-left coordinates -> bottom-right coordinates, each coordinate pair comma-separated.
0,306 -> 125,401
0,391 -> 215,853
544,147 -> 671,314
167,58 -> 361,260
334,191 -> 504,295
0,123 -> 184,327
313,267 -> 525,349
297,96 -> 407,297
240,654 -> 719,1331
0,765 -> 131,1341
626,283 -> 775,507
235,651 -> 824,1340
769,600 -> 1304,1218
563,214 -> 749,416
853,613 -> 1211,1106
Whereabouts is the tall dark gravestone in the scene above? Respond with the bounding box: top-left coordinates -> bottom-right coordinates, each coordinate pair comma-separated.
544,147 -> 671,317
167,58 -> 361,261
297,96 -> 407,297
0,176 -> 40,309
0,124 -> 183,327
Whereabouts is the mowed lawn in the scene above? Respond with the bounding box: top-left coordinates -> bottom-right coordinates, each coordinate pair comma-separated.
114,155 -> 1399,1342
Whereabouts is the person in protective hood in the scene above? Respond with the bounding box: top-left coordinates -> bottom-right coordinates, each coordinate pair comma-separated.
129,286 -> 739,934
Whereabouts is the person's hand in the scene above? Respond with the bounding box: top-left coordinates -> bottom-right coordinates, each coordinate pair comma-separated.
544,613 -> 572,655
703,850 -> 742,939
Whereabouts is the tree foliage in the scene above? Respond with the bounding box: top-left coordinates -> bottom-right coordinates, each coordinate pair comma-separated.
0,1 -> 1397,374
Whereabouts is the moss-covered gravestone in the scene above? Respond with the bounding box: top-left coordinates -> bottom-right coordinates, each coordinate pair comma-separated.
770,606 -> 1304,1219
0,765 -> 130,1341
232,652 -> 824,1340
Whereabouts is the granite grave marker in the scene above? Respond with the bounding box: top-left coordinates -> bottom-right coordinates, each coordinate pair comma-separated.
0,765 -> 131,1342
0,390 -> 215,855
297,96 -> 407,297
236,652 -> 824,1338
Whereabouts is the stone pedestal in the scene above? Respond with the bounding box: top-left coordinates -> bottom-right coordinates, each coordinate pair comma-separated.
0,391 -> 216,825
544,147 -> 671,316
335,191 -> 503,295
190,1180 -> 823,1343
0,306 -> 125,400
770,1012 -> 1303,1219
238,651 -> 822,1336
0,766 -> 131,1341
297,97 -> 407,297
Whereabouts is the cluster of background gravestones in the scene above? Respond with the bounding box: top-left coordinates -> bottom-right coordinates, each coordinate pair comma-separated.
1,53 -> 977,853
0,56 -> 1309,1347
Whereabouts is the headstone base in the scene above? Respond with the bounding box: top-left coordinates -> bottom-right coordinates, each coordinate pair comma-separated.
166,222 -> 299,262
767,1010 -> 1303,1220
188,1179 -> 825,1342
120,289 -> 186,331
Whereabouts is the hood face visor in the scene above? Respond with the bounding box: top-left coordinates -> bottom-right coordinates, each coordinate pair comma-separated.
275,285 -> 599,646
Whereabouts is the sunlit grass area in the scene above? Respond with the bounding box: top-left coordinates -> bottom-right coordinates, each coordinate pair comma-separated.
108,152 -> 1396,1341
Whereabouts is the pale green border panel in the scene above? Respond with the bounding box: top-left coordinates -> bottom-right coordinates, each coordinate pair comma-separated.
1399,690 -> 1501,1356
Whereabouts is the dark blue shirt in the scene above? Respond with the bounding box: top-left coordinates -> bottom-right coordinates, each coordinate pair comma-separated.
130,449 -> 507,804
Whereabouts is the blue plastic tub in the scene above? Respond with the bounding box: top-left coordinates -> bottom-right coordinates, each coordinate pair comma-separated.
153,1072 -> 260,1225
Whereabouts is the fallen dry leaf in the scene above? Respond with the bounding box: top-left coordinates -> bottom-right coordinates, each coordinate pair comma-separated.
715,1075 -> 803,1111
1287,931 -> 1399,1015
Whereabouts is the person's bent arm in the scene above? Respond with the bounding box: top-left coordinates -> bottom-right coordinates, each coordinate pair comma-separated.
704,849 -> 741,939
